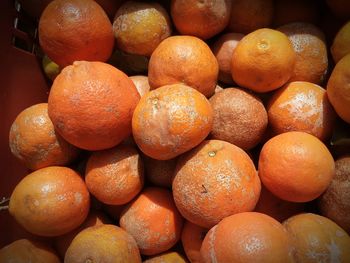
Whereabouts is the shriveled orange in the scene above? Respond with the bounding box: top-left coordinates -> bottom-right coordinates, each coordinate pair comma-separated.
278,22 -> 328,85
65,224 -> 141,262
148,36 -> 219,97
231,28 -> 296,93
211,33 -> 244,84
39,0 -> 114,67
132,84 -> 213,160
85,144 -> 144,205
48,61 -> 140,151
54,210 -> 110,258
283,213 -> 350,262
181,221 -> 208,263
119,187 -> 184,255
267,81 -> 336,141
173,140 -> 261,228
170,0 -> 231,40
9,103 -> 79,170
273,0 -> 320,27
209,87 -> 268,150
200,212 -> 294,263
331,21 -> 350,64
143,155 -> 177,188
258,131 -> 335,202
227,0 -> 273,34
0,239 -> 60,263
318,156 -> 350,233
9,166 -> 90,236
113,1 -> 172,56
129,75 -> 151,97
254,186 -> 306,222
327,53 -> 350,123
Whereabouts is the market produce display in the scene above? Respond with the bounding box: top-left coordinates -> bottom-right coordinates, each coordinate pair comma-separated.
1,0 -> 350,262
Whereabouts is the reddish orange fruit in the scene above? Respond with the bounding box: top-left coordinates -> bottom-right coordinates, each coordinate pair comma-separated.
132,84 -> 213,160
39,0 -> 114,67
148,35 -> 219,97
119,187 -> 184,255
200,212 -> 294,263
258,131 -> 335,202
9,166 -> 90,236
173,140 -> 261,228
48,61 -> 140,150
9,103 -> 79,170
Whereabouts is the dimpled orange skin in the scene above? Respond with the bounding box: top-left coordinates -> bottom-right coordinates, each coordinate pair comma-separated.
9,166 -> 90,237
181,220 -> 208,263
170,0 -> 232,40
132,84 -> 213,160
258,131 -> 335,203
278,23 -> 328,85
39,0 -> 114,67
9,103 -> 79,170
148,36 -> 219,97
267,81 -> 336,141
209,87 -> 268,150
54,210 -> 110,258
172,140 -> 261,228
231,28 -> 296,93
85,144 -> 144,205
48,61 -> 140,151
327,53 -> 350,124
0,239 -> 61,263
64,224 -> 141,263
119,187 -> 184,256
211,33 -> 244,84
200,212 -> 294,263
283,213 -> 350,263
113,1 -> 172,56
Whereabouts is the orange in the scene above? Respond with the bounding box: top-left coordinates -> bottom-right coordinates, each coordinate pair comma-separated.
227,0 -> 273,34
318,155 -> 350,233
327,53 -> 350,123
258,131 -> 335,202
9,103 -> 79,170
54,210 -> 110,258
273,0 -> 320,27
172,140 -> 261,228
0,239 -> 60,263
278,22 -> 328,85
283,213 -> 350,262
231,28 -> 296,93
211,33 -> 244,84
64,224 -> 141,262
200,212 -> 294,263
119,187 -> 184,255
170,0 -> 231,40
143,155 -> 177,188
132,84 -> 213,160
209,87 -> 268,150
48,61 -> 140,150
331,21 -> 350,64
9,166 -> 90,236
148,35 -> 219,97
85,144 -> 144,205
181,221 -> 208,263
113,1 -> 172,56
144,251 -> 188,263
254,186 -> 306,222
39,0 -> 114,67
129,75 -> 151,97
267,81 -> 336,141
326,0 -> 350,20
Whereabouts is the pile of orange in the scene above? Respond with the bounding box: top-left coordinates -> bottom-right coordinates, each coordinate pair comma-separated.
2,0 -> 350,262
